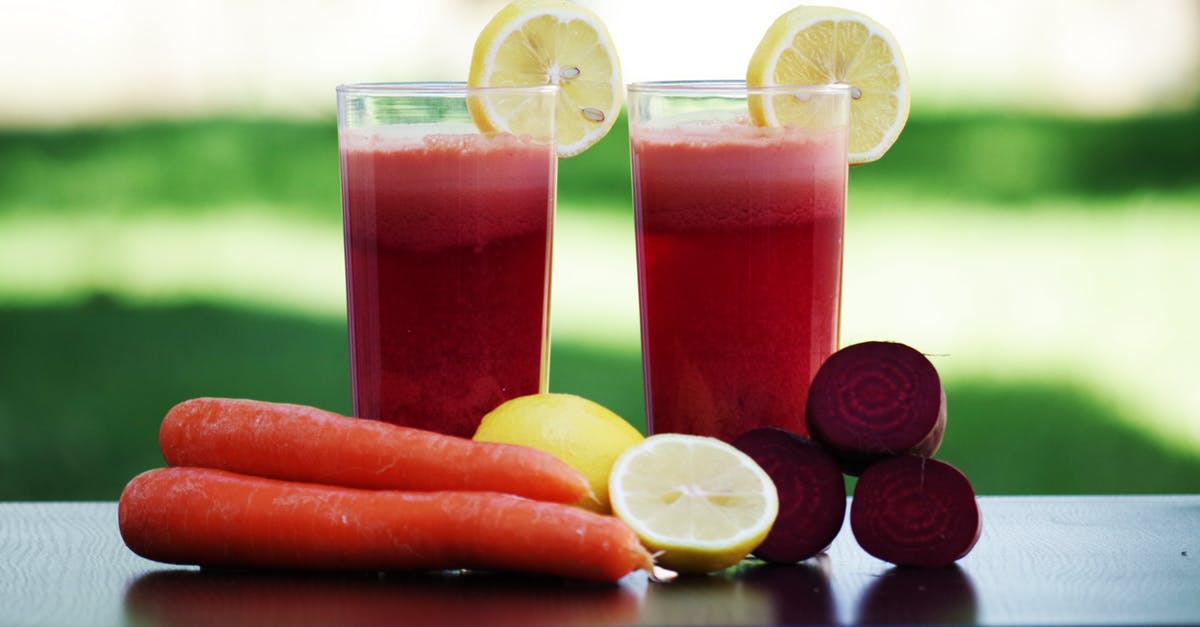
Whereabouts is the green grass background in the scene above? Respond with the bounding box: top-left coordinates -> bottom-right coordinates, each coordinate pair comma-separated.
1,109 -> 1198,500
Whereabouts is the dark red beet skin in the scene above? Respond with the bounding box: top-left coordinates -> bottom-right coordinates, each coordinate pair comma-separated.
806,341 -> 947,475
731,427 -> 846,564
850,455 -> 981,568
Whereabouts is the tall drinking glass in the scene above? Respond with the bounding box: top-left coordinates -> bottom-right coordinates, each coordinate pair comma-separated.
337,82 -> 558,437
628,80 -> 851,441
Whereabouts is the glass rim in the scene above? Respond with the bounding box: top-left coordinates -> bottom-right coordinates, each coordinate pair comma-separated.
336,81 -> 558,96
627,80 -> 854,96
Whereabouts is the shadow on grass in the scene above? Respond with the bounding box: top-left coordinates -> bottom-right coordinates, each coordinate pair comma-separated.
1,298 -> 1196,500
938,382 -> 1200,495
853,109 -> 1200,204
1,107 -> 1197,220
0,119 -> 340,219
0,296 -> 352,501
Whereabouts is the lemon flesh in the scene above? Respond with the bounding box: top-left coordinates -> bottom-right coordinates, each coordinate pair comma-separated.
473,393 -> 643,513
469,0 -> 622,158
608,434 -> 779,574
747,5 -> 909,164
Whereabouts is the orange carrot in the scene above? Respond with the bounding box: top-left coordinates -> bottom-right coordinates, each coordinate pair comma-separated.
118,467 -> 654,583
159,397 -> 590,505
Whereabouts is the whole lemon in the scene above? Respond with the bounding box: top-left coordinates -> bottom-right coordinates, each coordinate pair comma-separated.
473,393 -> 644,513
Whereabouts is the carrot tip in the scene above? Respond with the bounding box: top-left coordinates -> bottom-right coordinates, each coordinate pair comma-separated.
649,563 -> 678,583
582,490 -> 603,507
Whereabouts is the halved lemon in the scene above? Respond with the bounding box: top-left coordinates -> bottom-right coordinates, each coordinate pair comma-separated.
746,5 -> 910,164
608,434 -> 779,574
468,0 -> 622,158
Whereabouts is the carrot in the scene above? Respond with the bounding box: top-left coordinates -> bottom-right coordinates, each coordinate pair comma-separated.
159,397 -> 591,505
119,467 -> 655,583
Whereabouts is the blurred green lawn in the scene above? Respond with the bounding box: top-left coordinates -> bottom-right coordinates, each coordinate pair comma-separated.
1,109 -> 1198,500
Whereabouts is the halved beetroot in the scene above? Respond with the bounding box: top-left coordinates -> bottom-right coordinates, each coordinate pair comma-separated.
731,427 -> 846,563
805,341 -> 946,475
850,455 -> 981,568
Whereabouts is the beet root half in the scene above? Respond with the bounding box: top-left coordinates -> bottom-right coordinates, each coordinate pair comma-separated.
805,341 -> 947,475
850,455 -> 981,568
731,427 -> 846,564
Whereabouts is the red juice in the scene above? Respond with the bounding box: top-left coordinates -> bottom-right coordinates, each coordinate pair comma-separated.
632,123 -> 848,441
339,130 -> 555,437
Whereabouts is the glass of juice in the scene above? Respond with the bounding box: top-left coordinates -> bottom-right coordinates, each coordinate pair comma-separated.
628,80 -> 851,441
336,82 -> 558,437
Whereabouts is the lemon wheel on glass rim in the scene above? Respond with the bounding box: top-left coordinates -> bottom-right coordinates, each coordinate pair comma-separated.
747,5 -> 910,164
468,0 -> 623,158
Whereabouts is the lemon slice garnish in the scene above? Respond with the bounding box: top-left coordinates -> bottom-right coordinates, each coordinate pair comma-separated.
608,434 -> 779,574
468,0 -> 622,158
747,5 -> 910,164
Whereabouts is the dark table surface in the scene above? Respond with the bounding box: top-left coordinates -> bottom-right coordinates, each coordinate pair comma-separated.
1,496 -> 1197,626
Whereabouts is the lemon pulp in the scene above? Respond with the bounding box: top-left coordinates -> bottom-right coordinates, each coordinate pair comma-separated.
608,434 -> 779,574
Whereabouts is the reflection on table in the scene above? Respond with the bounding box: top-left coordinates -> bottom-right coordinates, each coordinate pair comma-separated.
123,556 -> 980,627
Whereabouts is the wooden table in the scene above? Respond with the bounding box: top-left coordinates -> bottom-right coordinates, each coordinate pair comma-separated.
2,496 -> 1197,626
